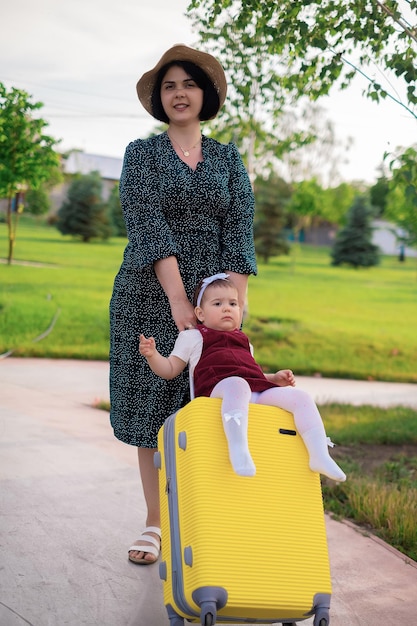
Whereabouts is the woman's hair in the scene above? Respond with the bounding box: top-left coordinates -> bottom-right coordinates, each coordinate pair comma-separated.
151,60 -> 221,123
193,276 -> 237,309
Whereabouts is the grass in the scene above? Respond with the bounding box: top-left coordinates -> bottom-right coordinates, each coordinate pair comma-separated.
1,217 -> 417,383
319,404 -> 417,563
2,216 -> 417,560
319,403 -> 417,445
246,247 -> 417,382
0,218 -> 123,359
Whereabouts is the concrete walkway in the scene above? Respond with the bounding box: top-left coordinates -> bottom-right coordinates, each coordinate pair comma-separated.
1,358 -> 416,626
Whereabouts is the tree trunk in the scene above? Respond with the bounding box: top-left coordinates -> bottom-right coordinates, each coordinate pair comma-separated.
6,194 -> 21,265
6,196 -> 14,265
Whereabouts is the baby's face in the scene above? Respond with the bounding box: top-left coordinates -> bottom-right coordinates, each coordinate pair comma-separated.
197,285 -> 240,331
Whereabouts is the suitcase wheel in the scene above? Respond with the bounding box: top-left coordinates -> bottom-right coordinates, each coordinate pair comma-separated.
314,610 -> 330,626
202,612 -> 213,626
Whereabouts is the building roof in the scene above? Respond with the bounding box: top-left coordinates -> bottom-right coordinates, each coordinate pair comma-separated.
63,151 -> 123,181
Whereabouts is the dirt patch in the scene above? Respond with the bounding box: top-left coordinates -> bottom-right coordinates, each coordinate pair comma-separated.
331,443 -> 417,473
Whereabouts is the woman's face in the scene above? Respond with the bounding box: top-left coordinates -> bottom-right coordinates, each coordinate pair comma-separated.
160,65 -> 204,124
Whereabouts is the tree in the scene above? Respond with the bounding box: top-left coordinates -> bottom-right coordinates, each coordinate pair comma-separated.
25,187 -> 51,217
56,172 -> 112,242
188,0 -> 417,117
286,179 -> 327,242
253,174 -> 291,263
187,4 -> 351,184
331,196 -> 380,268
0,83 -> 62,263
108,183 -> 126,238
370,176 -> 390,218
384,146 -> 417,253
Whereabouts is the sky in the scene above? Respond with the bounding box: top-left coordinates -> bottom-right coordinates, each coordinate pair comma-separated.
1,0 -> 416,185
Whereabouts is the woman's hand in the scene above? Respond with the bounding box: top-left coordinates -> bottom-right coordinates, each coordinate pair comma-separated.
153,256 -> 196,331
170,299 -> 196,332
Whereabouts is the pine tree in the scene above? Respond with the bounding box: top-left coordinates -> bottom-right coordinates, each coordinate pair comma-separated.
331,196 -> 380,268
254,174 -> 291,263
57,172 -> 112,242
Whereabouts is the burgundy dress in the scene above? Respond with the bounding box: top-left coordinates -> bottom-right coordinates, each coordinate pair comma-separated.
193,325 -> 278,397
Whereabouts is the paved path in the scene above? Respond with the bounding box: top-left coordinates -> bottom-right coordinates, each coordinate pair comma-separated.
1,358 -> 416,626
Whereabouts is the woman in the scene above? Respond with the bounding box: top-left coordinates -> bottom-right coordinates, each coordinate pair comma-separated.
109,44 -> 257,564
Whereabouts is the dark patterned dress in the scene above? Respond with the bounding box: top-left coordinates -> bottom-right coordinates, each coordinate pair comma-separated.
109,132 -> 257,447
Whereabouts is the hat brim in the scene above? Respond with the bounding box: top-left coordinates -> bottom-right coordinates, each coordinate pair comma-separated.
136,44 -> 227,120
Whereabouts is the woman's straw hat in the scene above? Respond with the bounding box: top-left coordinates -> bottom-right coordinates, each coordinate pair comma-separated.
136,44 -> 227,118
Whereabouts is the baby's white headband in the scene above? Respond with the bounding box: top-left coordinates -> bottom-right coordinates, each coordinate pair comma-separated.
196,273 -> 230,308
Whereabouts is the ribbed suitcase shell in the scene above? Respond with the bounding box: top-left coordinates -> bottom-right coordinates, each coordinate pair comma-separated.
156,397 -> 331,625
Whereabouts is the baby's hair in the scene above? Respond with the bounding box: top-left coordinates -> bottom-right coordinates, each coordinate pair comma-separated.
193,275 -> 237,308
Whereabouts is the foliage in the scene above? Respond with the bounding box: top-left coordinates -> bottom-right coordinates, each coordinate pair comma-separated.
330,196 -> 380,267
385,146 -> 417,249
25,187 -> 51,216
280,179 -> 358,246
369,176 -> 389,217
188,0 -> 417,117
322,183 -> 358,224
108,182 -> 126,238
253,173 -> 291,262
187,4 -> 350,184
286,178 -> 326,240
56,172 -> 112,242
0,82 -> 62,263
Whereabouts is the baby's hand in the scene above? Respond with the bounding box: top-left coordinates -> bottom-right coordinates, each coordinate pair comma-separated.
139,334 -> 156,357
273,369 -> 296,387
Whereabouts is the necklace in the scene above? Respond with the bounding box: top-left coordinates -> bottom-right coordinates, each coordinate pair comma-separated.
168,132 -> 202,157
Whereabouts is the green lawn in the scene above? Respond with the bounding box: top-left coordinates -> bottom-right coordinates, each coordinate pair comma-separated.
1,217 -> 417,382
246,246 -> 417,382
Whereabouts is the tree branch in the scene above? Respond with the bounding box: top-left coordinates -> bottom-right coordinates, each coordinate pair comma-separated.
375,0 -> 417,43
329,48 -> 417,120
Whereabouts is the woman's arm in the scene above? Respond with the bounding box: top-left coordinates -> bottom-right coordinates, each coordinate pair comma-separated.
154,256 -> 196,332
224,271 -> 248,319
119,139 -> 179,269
221,143 -> 257,278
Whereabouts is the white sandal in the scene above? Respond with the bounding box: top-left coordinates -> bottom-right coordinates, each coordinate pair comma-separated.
128,526 -> 161,564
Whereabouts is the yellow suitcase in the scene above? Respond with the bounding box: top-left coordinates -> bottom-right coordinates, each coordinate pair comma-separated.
155,397 -> 332,626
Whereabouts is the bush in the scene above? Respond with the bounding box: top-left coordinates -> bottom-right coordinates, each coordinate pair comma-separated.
25,187 -> 51,216
56,171 -> 112,242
